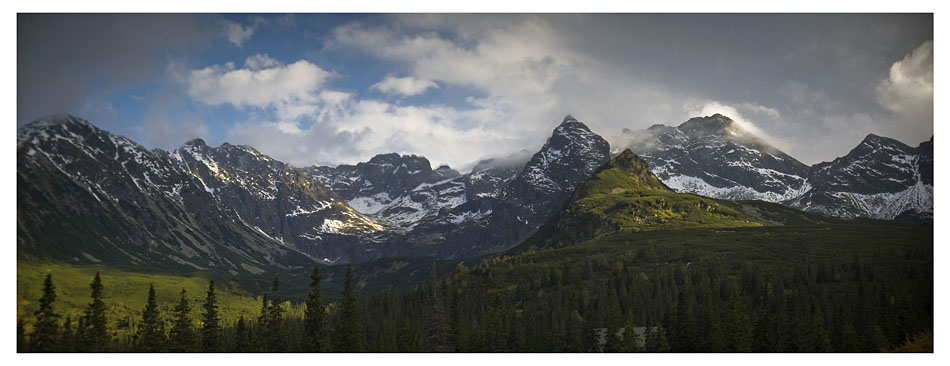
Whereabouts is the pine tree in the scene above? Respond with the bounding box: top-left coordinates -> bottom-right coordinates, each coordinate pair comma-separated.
486,295 -> 506,352
303,266 -> 331,352
620,311 -> 641,352
17,318 -> 26,352
672,285 -> 697,352
30,273 -> 60,352
168,288 -> 195,352
564,309 -> 585,352
232,315 -> 254,352
397,322 -> 417,352
263,275 -> 286,352
701,285 -> 725,352
59,314 -> 75,352
75,316 -> 87,351
137,284 -> 165,352
840,321 -> 861,352
448,286 -> 463,351
725,285 -> 753,352
256,292 -> 270,351
812,302 -> 833,352
646,327 -> 670,352
423,262 -> 450,352
83,272 -> 110,352
200,281 -> 221,352
335,265 -> 363,352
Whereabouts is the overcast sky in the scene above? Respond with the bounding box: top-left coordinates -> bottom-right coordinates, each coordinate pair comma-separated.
17,14 -> 933,170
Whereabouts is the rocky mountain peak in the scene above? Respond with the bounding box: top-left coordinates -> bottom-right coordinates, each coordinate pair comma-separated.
677,113 -> 740,138
859,133 -> 891,146
612,149 -> 653,175
554,114 -> 595,135
183,138 -> 208,147
23,113 -> 89,129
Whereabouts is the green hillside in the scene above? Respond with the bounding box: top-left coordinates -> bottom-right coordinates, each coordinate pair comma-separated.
519,150 -> 767,251
354,212 -> 932,352
16,260 -> 291,339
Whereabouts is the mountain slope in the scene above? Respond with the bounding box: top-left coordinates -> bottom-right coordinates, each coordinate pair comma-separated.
17,115 -> 386,271
364,115 -> 611,259
516,149 -> 766,251
620,114 -> 933,220
621,114 -> 810,202
437,115 -> 613,256
306,154 -> 463,228
787,134 -> 933,220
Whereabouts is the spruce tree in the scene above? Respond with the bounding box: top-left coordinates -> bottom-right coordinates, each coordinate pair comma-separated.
646,327 -> 670,352
232,315 -> 253,352
486,295 -> 506,352
17,318 -> 26,352
83,272 -> 110,352
335,265 -> 363,352
840,321 -> 861,352
201,281 -> 221,352
448,286 -> 463,351
303,266 -> 331,352
701,284 -> 725,352
620,311 -> 641,352
725,285 -> 753,352
265,275 -> 286,351
59,314 -> 74,352
30,273 -> 60,352
75,316 -> 87,351
256,292 -> 270,351
137,284 -> 165,352
564,309 -> 585,352
423,262 -> 449,352
168,288 -> 195,352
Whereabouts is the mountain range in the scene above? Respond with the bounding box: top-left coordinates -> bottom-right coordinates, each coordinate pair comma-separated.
17,113 -> 933,273
618,114 -> 933,221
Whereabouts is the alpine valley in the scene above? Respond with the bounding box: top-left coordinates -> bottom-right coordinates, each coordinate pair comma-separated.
17,113 -> 933,352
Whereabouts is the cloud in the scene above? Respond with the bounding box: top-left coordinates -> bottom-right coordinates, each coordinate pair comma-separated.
224,92 -> 520,169
183,54 -> 334,121
222,19 -> 256,47
140,91 -> 210,149
371,75 -> 438,96
17,14 -> 208,124
876,41 -> 933,127
685,101 -> 786,149
165,15 -> 932,169
737,102 -> 781,119
173,51 -> 513,168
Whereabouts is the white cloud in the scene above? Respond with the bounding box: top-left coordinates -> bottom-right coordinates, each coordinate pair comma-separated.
371,75 -> 438,96
327,17 -> 683,164
177,16 -> 931,170
876,40 -> 933,127
244,53 -> 280,70
737,102 -> 781,119
140,92 -> 209,149
222,19 -> 255,47
227,96 -> 519,169
184,55 -> 333,121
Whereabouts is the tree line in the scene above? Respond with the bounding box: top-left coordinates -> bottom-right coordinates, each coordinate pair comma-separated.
18,248 -> 933,353
17,265 -> 360,353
